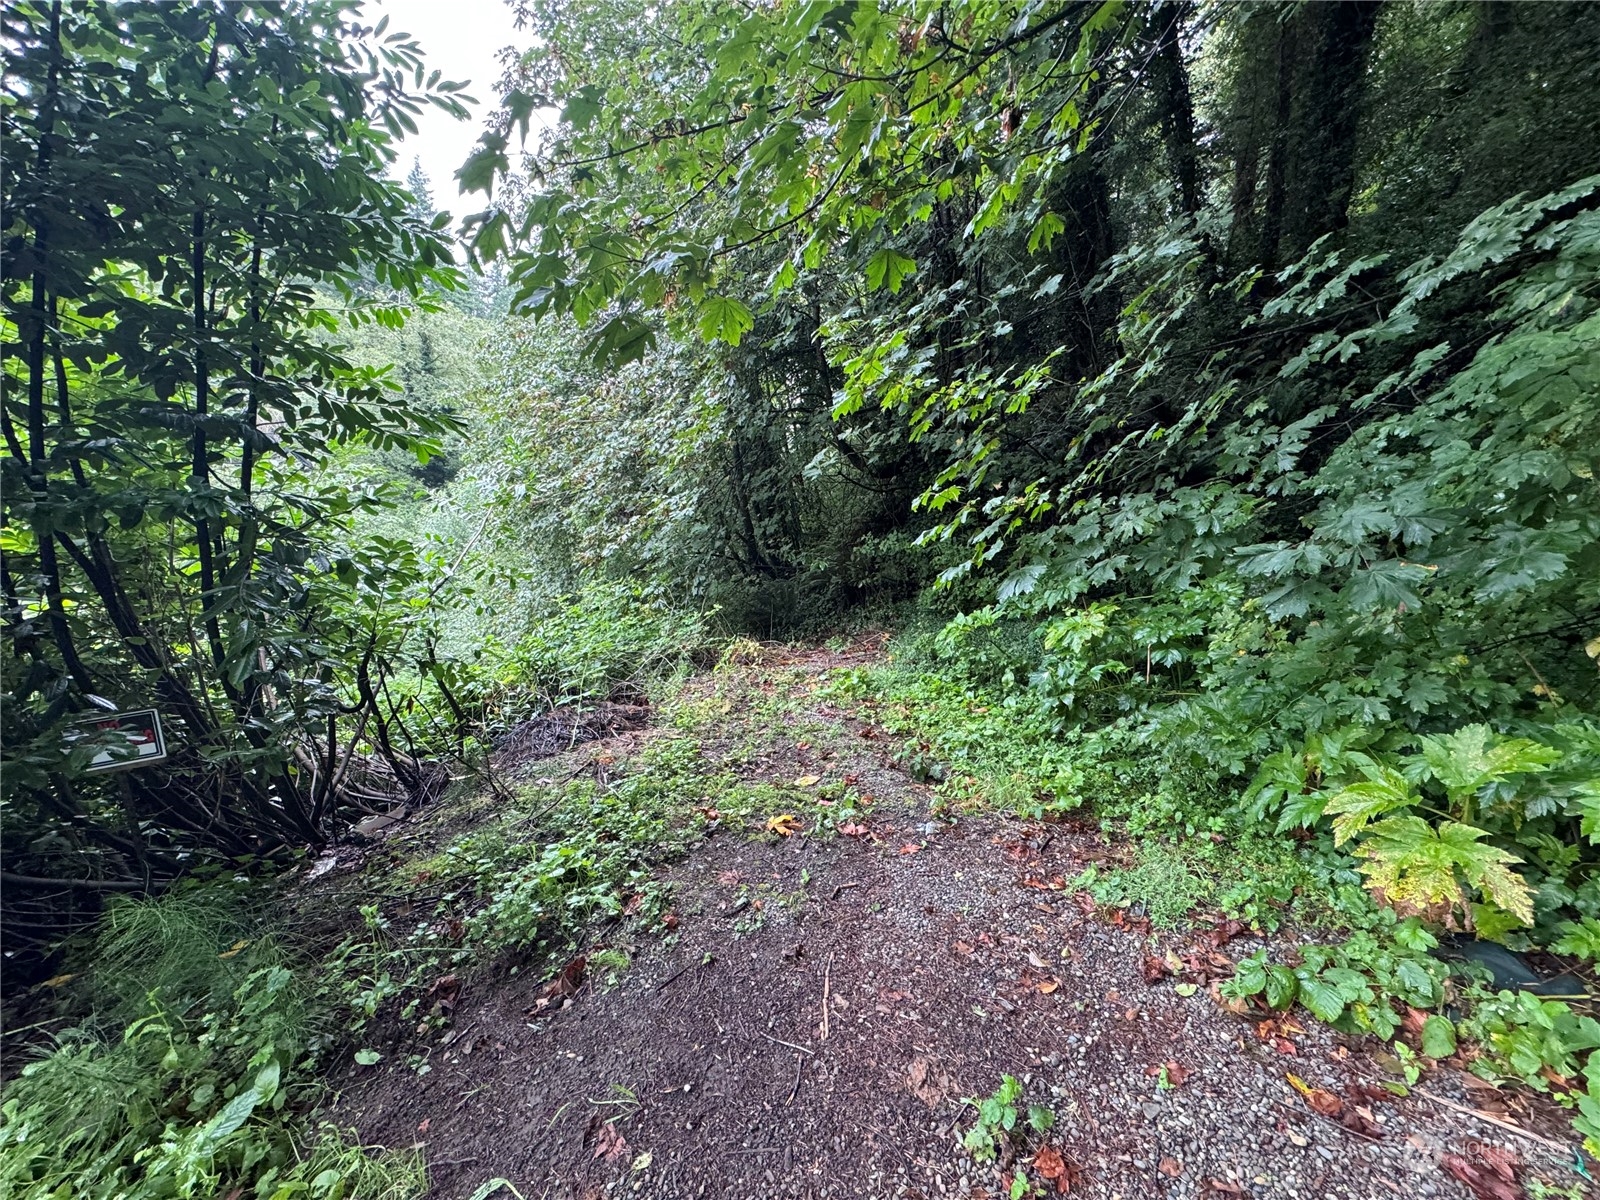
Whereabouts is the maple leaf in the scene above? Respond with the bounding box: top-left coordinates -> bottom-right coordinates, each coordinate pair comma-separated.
838,821 -> 870,836
766,813 -> 802,836
1357,816 -> 1533,925
1321,765 -> 1415,845
899,843 -> 922,855
1418,724 -> 1559,800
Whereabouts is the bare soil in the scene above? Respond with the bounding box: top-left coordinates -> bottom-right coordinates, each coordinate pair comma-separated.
323,641 -> 1592,1200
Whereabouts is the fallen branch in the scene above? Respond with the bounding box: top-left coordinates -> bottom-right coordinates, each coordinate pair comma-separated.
1412,1086 -> 1577,1154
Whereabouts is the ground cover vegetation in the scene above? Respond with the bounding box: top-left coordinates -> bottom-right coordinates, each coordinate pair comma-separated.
4,0 -> 1600,1193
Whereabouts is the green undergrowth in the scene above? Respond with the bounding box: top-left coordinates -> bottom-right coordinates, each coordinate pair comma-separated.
0,889 -> 423,1200
827,642 -> 1600,1157
0,665 -> 798,1199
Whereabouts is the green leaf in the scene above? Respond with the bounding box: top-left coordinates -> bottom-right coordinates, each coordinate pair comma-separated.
465,1180 -> 525,1200
864,249 -> 917,295
1027,212 -> 1065,253
1394,957 -> 1438,1004
1265,964 -> 1298,1009
1420,1015 -> 1456,1059
1296,972 -> 1346,1023
698,295 -> 755,346
1230,953 -> 1268,996
354,1048 -> 381,1065
1551,917 -> 1600,962
1568,780 -> 1600,843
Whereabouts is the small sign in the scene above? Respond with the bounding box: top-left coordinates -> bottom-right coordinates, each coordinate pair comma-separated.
73,709 -> 168,773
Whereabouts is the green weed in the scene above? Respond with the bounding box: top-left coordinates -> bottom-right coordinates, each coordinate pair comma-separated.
961,1074 -> 1054,1165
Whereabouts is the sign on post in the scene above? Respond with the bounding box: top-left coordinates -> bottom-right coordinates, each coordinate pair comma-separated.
72,709 -> 169,773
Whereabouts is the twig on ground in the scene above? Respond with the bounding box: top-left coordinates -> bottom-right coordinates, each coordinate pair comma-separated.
821,952 -> 833,1042
656,956 -> 709,992
758,1030 -> 814,1056
831,881 -> 861,900
1412,1086 -> 1576,1153
787,1052 -> 803,1105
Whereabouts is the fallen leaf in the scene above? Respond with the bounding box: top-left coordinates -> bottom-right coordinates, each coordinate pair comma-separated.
629,1151 -> 652,1173
1175,982 -> 1199,997
592,1120 -> 628,1163
1031,1144 -> 1079,1194
953,940 -> 974,956
417,1118 -> 431,1135
1286,1073 -> 1343,1117
838,822 -> 871,837
528,956 -> 587,1014
1159,1156 -> 1182,1177
1211,981 -> 1251,1015
1142,955 -> 1168,984
1439,1147 -> 1520,1200
906,1056 -> 953,1107
1165,1061 -> 1191,1087
219,939 -> 250,959
766,813 -> 802,836
1203,1179 -> 1246,1196
717,870 -> 741,886
41,974 -> 75,988
793,775 -> 821,787
899,843 -> 922,855
1036,978 -> 1060,995
1205,918 -> 1247,948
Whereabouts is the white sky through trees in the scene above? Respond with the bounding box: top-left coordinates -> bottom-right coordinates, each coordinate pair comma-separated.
373,0 -> 525,211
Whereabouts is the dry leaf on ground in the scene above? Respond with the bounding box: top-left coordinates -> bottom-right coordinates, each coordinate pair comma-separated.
1286,1072 -> 1343,1117
1440,1146 -> 1521,1200
906,1057 -> 953,1108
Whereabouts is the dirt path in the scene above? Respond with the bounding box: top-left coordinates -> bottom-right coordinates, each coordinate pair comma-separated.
328,641 -> 1587,1200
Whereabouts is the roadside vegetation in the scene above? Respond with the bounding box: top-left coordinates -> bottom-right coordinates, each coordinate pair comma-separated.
4,0 -> 1600,1194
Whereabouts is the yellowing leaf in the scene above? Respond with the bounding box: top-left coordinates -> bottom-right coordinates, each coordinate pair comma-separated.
793,774 -> 821,787
1321,766 -> 1414,845
219,939 -> 251,959
42,973 -> 75,988
766,813 -> 801,836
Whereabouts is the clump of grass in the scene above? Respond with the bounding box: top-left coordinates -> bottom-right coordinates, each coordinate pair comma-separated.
0,892 -> 421,1200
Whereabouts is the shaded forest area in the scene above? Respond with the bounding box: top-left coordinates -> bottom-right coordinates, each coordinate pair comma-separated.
3,0 -> 1600,1194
